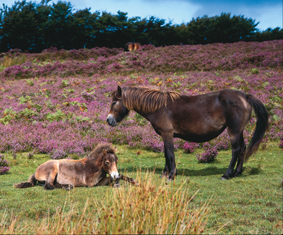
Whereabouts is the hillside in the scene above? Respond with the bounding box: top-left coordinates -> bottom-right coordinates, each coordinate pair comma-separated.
0,40 -> 282,155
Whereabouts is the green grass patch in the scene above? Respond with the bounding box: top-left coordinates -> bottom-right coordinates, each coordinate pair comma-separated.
0,143 -> 282,234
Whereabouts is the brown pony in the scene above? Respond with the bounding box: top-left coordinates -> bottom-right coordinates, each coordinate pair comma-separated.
14,143 -> 120,190
125,42 -> 142,51
106,86 -> 269,180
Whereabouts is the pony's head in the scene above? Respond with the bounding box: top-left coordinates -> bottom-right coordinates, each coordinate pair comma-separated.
102,148 -> 119,181
125,42 -> 134,51
107,86 -> 129,127
89,143 -> 119,181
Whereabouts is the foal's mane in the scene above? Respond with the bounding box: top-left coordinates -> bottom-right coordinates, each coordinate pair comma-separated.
121,87 -> 181,113
88,143 -> 115,159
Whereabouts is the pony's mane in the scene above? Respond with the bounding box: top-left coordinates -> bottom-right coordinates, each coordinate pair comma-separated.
121,87 -> 181,113
88,143 -> 115,159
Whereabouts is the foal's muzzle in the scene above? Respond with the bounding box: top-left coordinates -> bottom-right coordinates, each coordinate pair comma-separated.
106,114 -> 117,127
110,171 -> 119,182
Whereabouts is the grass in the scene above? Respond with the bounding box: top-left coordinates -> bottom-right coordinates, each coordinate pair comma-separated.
0,142 -> 282,234
0,54 -> 27,72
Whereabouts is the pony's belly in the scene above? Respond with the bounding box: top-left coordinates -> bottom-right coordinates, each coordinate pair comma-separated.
56,174 -> 86,186
174,126 -> 226,143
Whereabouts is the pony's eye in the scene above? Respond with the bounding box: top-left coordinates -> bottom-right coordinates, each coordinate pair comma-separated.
112,101 -> 117,106
105,161 -> 110,165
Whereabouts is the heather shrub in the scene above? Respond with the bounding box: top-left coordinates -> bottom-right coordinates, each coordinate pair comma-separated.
197,143 -> 218,163
0,154 -> 10,175
214,138 -> 230,150
50,149 -> 68,159
182,142 -> 199,153
279,139 -> 283,148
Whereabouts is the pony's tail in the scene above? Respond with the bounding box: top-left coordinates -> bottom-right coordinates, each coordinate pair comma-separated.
14,174 -> 37,188
245,94 -> 269,161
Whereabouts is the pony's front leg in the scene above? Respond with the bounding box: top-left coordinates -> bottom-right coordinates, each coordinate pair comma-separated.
161,163 -> 169,177
54,182 -> 74,190
162,132 -> 176,180
97,177 -> 120,187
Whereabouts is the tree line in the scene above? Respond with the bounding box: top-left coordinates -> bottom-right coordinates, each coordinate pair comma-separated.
0,0 -> 282,52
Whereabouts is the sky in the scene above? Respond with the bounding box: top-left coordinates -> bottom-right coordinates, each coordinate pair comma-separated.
3,0 -> 282,31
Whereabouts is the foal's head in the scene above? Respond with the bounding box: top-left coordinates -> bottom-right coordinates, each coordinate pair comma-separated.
102,148 -> 119,181
107,86 -> 129,127
89,143 -> 119,181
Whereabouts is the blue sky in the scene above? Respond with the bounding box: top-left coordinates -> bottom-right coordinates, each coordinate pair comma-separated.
3,0 -> 282,30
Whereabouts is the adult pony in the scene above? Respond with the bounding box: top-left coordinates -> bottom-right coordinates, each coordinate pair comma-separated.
125,42 -> 142,51
15,143 -> 120,190
106,86 -> 269,180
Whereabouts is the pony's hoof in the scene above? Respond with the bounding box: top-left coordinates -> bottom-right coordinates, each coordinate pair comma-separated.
62,185 -> 73,190
233,171 -> 242,178
113,183 -> 120,188
167,177 -> 175,182
220,176 -> 229,180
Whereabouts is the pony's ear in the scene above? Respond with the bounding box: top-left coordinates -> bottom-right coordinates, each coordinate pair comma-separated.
116,86 -> 122,99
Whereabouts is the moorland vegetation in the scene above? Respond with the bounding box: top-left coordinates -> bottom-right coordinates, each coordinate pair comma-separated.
0,38 -> 282,234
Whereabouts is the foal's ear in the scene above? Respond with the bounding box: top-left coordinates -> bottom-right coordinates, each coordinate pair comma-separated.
116,86 -> 122,98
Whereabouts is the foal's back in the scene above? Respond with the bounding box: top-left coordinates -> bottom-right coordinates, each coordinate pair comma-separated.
35,158 -> 89,184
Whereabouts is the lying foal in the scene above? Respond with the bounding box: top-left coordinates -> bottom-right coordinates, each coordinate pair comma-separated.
15,143 -> 138,190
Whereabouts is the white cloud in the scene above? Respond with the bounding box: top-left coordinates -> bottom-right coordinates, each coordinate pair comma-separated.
71,0 -> 200,24
254,4 -> 282,30
2,0 -> 281,29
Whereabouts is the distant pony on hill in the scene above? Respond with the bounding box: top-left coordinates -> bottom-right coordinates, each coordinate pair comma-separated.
125,42 -> 142,51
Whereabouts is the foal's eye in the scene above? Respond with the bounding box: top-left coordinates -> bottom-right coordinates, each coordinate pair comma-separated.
112,101 -> 117,106
105,161 -> 110,165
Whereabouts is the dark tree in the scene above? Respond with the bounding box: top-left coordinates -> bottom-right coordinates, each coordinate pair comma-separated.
0,0 -> 40,52
174,13 -> 259,45
253,27 -> 283,41
0,1 -> 281,52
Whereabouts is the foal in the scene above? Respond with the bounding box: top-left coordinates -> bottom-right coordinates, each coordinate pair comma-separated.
15,143 -> 120,190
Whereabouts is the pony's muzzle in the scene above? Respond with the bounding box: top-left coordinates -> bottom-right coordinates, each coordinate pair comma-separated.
110,171 -> 119,182
107,114 -> 117,127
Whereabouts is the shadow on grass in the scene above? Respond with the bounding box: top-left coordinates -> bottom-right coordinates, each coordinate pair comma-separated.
119,166 -> 228,177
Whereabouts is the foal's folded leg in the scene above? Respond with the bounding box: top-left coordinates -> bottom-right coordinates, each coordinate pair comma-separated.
54,182 -> 74,190
44,181 -> 56,190
44,171 -> 58,190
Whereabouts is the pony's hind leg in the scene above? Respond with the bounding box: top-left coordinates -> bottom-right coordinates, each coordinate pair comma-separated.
14,174 -> 37,188
44,169 -> 58,190
222,131 -> 244,180
44,182 -> 56,190
234,133 -> 246,177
